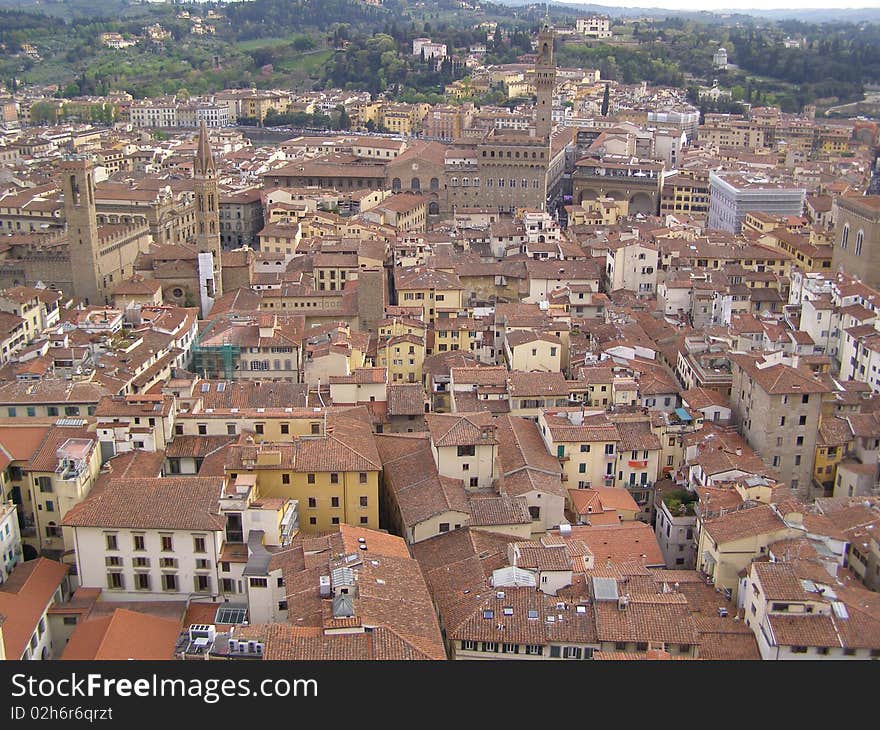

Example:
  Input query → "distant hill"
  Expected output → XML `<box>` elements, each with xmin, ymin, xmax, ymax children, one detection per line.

<box><xmin>496</xmin><ymin>1</ymin><xmax>880</xmax><ymax>24</ymax></box>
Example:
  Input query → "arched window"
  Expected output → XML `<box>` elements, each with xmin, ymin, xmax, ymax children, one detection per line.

<box><xmin>430</xmin><ymin>177</ymin><xmax>439</xmax><ymax>190</ymax></box>
<box><xmin>856</xmin><ymin>229</ymin><xmax>864</xmax><ymax>256</ymax></box>
<box><xmin>429</xmin><ymin>201</ymin><xmax>440</xmax><ymax>215</ymax></box>
<box><xmin>841</xmin><ymin>223</ymin><xmax>850</xmax><ymax>249</ymax></box>
<box><xmin>411</xmin><ymin>177</ymin><xmax>420</xmax><ymax>191</ymax></box>
<box><xmin>392</xmin><ymin>178</ymin><xmax>401</xmax><ymax>192</ymax></box>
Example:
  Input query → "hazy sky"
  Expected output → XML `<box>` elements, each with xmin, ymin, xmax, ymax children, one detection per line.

<box><xmin>588</xmin><ymin>1</ymin><xmax>880</xmax><ymax>8</ymax></box>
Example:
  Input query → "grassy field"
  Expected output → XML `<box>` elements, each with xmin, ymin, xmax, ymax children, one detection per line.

<box><xmin>235</xmin><ymin>37</ymin><xmax>297</xmax><ymax>52</ymax></box>
<box><xmin>275</xmin><ymin>49</ymin><xmax>333</xmax><ymax>75</ymax></box>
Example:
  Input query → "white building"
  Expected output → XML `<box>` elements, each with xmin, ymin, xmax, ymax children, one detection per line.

<box><xmin>708</xmin><ymin>171</ymin><xmax>806</xmax><ymax>234</ymax></box>
<box><xmin>412</xmin><ymin>38</ymin><xmax>447</xmax><ymax>59</ymax></box>
<box><xmin>63</xmin><ymin>476</ymin><xmax>226</xmax><ymax>601</ymax></box>
<box><xmin>129</xmin><ymin>101</ymin><xmax>178</xmax><ymax>129</ymax></box>
<box><xmin>713</xmin><ymin>47</ymin><xmax>728</xmax><ymax>70</ymax></box>
<box><xmin>0</xmin><ymin>500</ymin><xmax>22</xmax><ymax>583</ymax></box>
<box><xmin>654</xmin><ymin>495</ymin><xmax>696</xmax><ymax>569</ymax></box>
<box><xmin>576</xmin><ymin>16</ymin><xmax>611</xmax><ymax>39</ymax></box>
<box><xmin>605</xmin><ymin>240</ymin><xmax>659</xmax><ymax>295</ymax></box>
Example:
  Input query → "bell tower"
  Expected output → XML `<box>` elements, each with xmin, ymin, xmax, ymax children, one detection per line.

<box><xmin>534</xmin><ymin>19</ymin><xmax>556</xmax><ymax>142</ymax></box>
<box><xmin>62</xmin><ymin>156</ymin><xmax>102</xmax><ymax>305</ymax></box>
<box><xmin>193</xmin><ymin>119</ymin><xmax>222</xmax><ymax>298</ymax></box>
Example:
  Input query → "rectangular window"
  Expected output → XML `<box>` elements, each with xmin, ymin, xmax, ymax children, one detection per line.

<box><xmin>457</xmin><ymin>445</ymin><xmax>476</xmax><ymax>457</ymax></box>
<box><xmin>282</xmin><ymin>473</ymin><xmax>290</xmax><ymax>485</ymax></box>
<box><xmin>161</xmin><ymin>574</ymin><xmax>178</xmax><ymax>592</ymax></box>
<box><xmin>249</xmin><ymin>578</ymin><xmax>268</xmax><ymax>588</ymax></box>
<box><xmin>194</xmin><ymin>575</ymin><xmax>210</xmax><ymax>593</ymax></box>
<box><xmin>105</xmin><ymin>534</ymin><xmax>118</xmax><ymax>551</ymax></box>
<box><xmin>135</xmin><ymin>573</ymin><xmax>150</xmax><ymax>591</ymax></box>
<box><xmin>161</xmin><ymin>535</ymin><xmax>173</xmax><ymax>552</ymax></box>
<box><xmin>330</xmin><ymin>473</ymin><xmax>339</xmax><ymax>484</ymax></box>
<box><xmin>331</xmin><ymin>497</ymin><xmax>340</xmax><ymax>508</ymax></box>
<box><xmin>359</xmin><ymin>496</ymin><xmax>368</xmax><ymax>508</ymax></box>
<box><xmin>359</xmin><ymin>472</ymin><xmax>368</xmax><ymax>484</ymax></box>
<box><xmin>107</xmin><ymin>572</ymin><xmax>124</xmax><ymax>590</ymax></box>
<box><xmin>308</xmin><ymin>497</ymin><xmax>316</xmax><ymax>508</ymax></box>
<box><xmin>133</xmin><ymin>534</ymin><xmax>146</xmax><ymax>551</ymax></box>
<box><xmin>193</xmin><ymin>536</ymin><xmax>206</xmax><ymax>553</ymax></box>
<box><xmin>307</xmin><ymin>473</ymin><xmax>315</xmax><ymax>484</ymax></box>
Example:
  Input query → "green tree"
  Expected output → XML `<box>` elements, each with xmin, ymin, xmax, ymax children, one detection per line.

<box><xmin>338</xmin><ymin>105</ymin><xmax>350</xmax><ymax>130</ymax></box>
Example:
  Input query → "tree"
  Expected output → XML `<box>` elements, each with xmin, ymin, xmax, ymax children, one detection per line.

<box><xmin>601</xmin><ymin>83</ymin><xmax>610</xmax><ymax>116</ymax></box>
<box><xmin>338</xmin><ymin>105</ymin><xmax>351</xmax><ymax>130</ymax></box>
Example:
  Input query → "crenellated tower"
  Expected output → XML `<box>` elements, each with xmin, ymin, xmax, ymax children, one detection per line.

<box><xmin>534</xmin><ymin>19</ymin><xmax>556</xmax><ymax>142</ymax></box>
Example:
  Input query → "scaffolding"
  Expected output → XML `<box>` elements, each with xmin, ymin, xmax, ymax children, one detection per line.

<box><xmin>190</xmin><ymin>318</ymin><xmax>241</xmax><ymax>380</ymax></box>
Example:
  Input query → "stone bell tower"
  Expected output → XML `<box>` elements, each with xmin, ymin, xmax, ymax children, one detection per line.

<box><xmin>534</xmin><ymin>19</ymin><xmax>556</xmax><ymax>142</ymax></box>
<box><xmin>193</xmin><ymin>119</ymin><xmax>222</xmax><ymax>301</ymax></box>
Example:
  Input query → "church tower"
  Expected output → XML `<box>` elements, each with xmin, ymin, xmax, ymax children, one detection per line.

<box><xmin>534</xmin><ymin>19</ymin><xmax>556</xmax><ymax>142</ymax></box>
<box><xmin>62</xmin><ymin>156</ymin><xmax>102</xmax><ymax>305</ymax></box>
<box><xmin>193</xmin><ymin>119</ymin><xmax>222</xmax><ymax>299</ymax></box>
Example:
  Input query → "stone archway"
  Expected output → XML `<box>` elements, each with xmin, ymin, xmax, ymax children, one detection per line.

<box><xmin>578</xmin><ymin>188</ymin><xmax>600</xmax><ymax>204</ymax></box>
<box><xmin>629</xmin><ymin>192</ymin><xmax>655</xmax><ymax>215</ymax></box>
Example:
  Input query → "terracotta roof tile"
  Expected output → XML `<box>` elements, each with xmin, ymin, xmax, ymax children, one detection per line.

<box><xmin>62</xmin><ymin>477</ymin><xmax>225</xmax><ymax>531</ymax></box>
<box><xmin>0</xmin><ymin>558</ymin><xmax>68</xmax><ymax>658</ymax></box>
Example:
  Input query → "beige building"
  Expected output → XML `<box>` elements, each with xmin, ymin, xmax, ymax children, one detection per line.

<box><xmin>427</xmin><ymin>412</ymin><xmax>498</xmax><ymax>491</ymax></box>
<box><xmin>741</xmin><ymin>560</ymin><xmax>880</xmax><ymax>659</ymax></box>
<box><xmin>729</xmin><ymin>352</ymin><xmax>830</xmax><ymax>498</ymax></box>
<box><xmin>539</xmin><ymin>408</ymin><xmax>620</xmax><ymax>490</ymax></box>
<box><xmin>375</xmin><ymin>432</ymin><xmax>470</xmax><ymax>544</ymax></box>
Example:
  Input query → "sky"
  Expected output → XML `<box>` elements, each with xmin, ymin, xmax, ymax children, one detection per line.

<box><xmin>580</xmin><ymin>0</ymin><xmax>880</xmax><ymax>8</ymax></box>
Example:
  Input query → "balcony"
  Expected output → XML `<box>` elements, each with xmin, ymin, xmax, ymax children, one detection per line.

<box><xmin>628</xmin><ymin>460</ymin><xmax>648</xmax><ymax>469</ymax></box>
